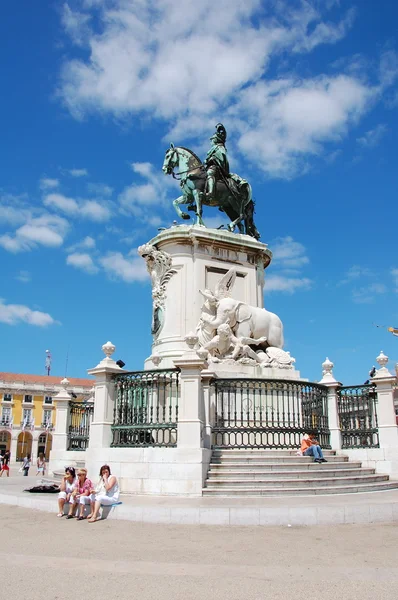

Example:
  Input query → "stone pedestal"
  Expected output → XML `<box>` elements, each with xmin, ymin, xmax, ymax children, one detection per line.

<box><xmin>142</xmin><ymin>225</ymin><xmax>272</xmax><ymax>369</ymax></box>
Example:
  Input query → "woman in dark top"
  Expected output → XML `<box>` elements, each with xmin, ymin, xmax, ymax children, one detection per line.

<box><xmin>0</xmin><ymin>450</ymin><xmax>11</xmax><ymax>477</ymax></box>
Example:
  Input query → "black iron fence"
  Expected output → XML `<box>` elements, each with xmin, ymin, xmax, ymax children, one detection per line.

<box><xmin>67</xmin><ymin>402</ymin><xmax>94</xmax><ymax>451</ymax></box>
<box><xmin>211</xmin><ymin>379</ymin><xmax>330</xmax><ymax>449</ymax></box>
<box><xmin>111</xmin><ymin>369</ymin><xmax>180</xmax><ymax>447</ymax></box>
<box><xmin>337</xmin><ymin>384</ymin><xmax>379</xmax><ymax>448</ymax></box>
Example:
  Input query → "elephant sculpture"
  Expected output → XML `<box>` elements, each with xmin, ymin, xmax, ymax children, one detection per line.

<box><xmin>200</xmin><ymin>297</ymin><xmax>284</xmax><ymax>350</ymax></box>
<box><xmin>197</xmin><ymin>269</ymin><xmax>284</xmax><ymax>350</ymax></box>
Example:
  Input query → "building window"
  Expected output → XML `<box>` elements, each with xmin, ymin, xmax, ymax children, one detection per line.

<box><xmin>1</xmin><ymin>407</ymin><xmax>11</xmax><ymax>425</ymax></box>
<box><xmin>24</xmin><ymin>395</ymin><xmax>33</xmax><ymax>403</ymax></box>
<box><xmin>43</xmin><ymin>410</ymin><xmax>52</xmax><ymax>427</ymax></box>
<box><xmin>3</xmin><ymin>393</ymin><xmax>12</xmax><ymax>402</ymax></box>
<box><xmin>22</xmin><ymin>408</ymin><xmax>32</xmax><ymax>425</ymax></box>
<box><xmin>44</xmin><ymin>396</ymin><xmax>52</xmax><ymax>404</ymax></box>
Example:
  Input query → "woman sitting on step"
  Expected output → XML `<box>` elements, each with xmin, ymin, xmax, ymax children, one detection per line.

<box><xmin>57</xmin><ymin>467</ymin><xmax>77</xmax><ymax>517</ymax></box>
<box><xmin>300</xmin><ymin>431</ymin><xmax>328</xmax><ymax>464</ymax></box>
<box><xmin>88</xmin><ymin>464</ymin><xmax>119</xmax><ymax>523</ymax></box>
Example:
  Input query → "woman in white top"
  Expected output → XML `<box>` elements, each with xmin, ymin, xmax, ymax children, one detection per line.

<box><xmin>88</xmin><ymin>464</ymin><xmax>119</xmax><ymax>523</ymax></box>
<box><xmin>57</xmin><ymin>467</ymin><xmax>77</xmax><ymax>517</ymax></box>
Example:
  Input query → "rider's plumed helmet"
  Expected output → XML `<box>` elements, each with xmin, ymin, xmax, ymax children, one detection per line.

<box><xmin>210</xmin><ymin>123</ymin><xmax>227</xmax><ymax>145</ymax></box>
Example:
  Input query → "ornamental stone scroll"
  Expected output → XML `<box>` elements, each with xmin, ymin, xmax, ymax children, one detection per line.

<box><xmin>138</xmin><ymin>243</ymin><xmax>178</xmax><ymax>337</ymax></box>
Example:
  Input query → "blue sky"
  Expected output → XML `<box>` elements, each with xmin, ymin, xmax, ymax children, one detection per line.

<box><xmin>0</xmin><ymin>0</ymin><xmax>397</xmax><ymax>384</ymax></box>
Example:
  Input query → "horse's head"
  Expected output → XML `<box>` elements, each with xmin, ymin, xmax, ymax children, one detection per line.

<box><xmin>162</xmin><ymin>143</ymin><xmax>178</xmax><ymax>175</ymax></box>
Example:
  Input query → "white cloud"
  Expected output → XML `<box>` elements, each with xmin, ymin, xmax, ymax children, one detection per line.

<box><xmin>0</xmin><ymin>214</ymin><xmax>69</xmax><ymax>253</ymax></box>
<box><xmin>44</xmin><ymin>193</ymin><xmax>78</xmax><ymax>214</ymax></box>
<box><xmin>119</xmin><ymin>161</ymin><xmax>178</xmax><ymax>223</ymax></box>
<box><xmin>69</xmin><ymin>168</ymin><xmax>88</xmax><ymax>177</ymax></box>
<box><xmin>357</xmin><ymin>124</ymin><xmax>388</xmax><ymax>148</ymax></box>
<box><xmin>87</xmin><ymin>182</ymin><xmax>113</xmax><ymax>197</ymax></box>
<box><xmin>391</xmin><ymin>268</ymin><xmax>398</xmax><ymax>292</ymax></box>
<box><xmin>265</xmin><ymin>275</ymin><xmax>312</xmax><ymax>294</ymax></box>
<box><xmin>66</xmin><ymin>252</ymin><xmax>99</xmax><ymax>274</ymax></box>
<box><xmin>338</xmin><ymin>265</ymin><xmax>373</xmax><ymax>285</ymax></box>
<box><xmin>39</xmin><ymin>178</ymin><xmax>59</xmax><ymax>190</ymax></box>
<box><xmin>0</xmin><ymin>298</ymin><xmax>58</xmax><ymax>326</ymax></box>
<box><xmin>99</xmin><ymin>251</ymin><xmax>148</xmax><ymax>283</ymax></box>
<box><xmin>44</xmin><ymin>193</ymin><xmax>111</xmax><ymax>222</ymax></box>
<box><xmin>68</xmin><ymin>235</ymin><xmax>96</xmax><ymax>252</ymax></box>
<box><xmin>15</xmin><ymin>271</ymin><xmax>31</xmax><ymax>283</ymax></box>
<box><xmin>270</xmin><ymin>236</ymin><xmax>309</xmax><ymax>269</ymax></box>
<box><xmin>58</xmin><ymin>1</ymin><xmax>398</xmax><ymax>178</ymax></box>
<box><xmin>0</xmin><ymin>194</ymin><xmax>30</xmax><ymax>226</ymax></box>
<box><xmin>352</xmin><ymin>283</ymin><xmax>387</xmax><ymax>304</ymax></box>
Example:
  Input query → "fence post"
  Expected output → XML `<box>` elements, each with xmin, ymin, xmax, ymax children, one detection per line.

<box><xmin>372</xmin><ymin>351</ymin><xmax>398</xmax><ymax>450</ymax></box>
<box><xmin>87</xmin><ymin>341</ymin><xmax>125</xmax><ymax>449</ymax></box>
<box><xmin>173</xmin><ymin>334</ymin><xmax>207</xmax><ymax>449</ymax></box>
<box><xmin>320</xmin><ymin>358</ymin><xmax>342</xmax><ymax>450</ymax></box>
<box><xmin>201</xmin><ymin>369</ymin><xmax>217</xmax><ymax>450</ymax></box>
<box><xmin>51</xmin><ymin>378</ymin><xmax>72</xmax><ymax>454</ymax></box>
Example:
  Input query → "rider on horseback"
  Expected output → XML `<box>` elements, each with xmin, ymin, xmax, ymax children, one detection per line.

<box><xmin>205</xmin><ymin>123</ymin><xmax>229</xmax><ymax>203</ymax></box>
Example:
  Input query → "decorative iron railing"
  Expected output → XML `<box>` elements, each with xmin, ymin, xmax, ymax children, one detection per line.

<box><xmin>337</xmin><ymin>384</ymin><xmax>379</xmax><ymax>448</ymax></box>
<box><xmin>111</xmin><ymin>369</ymin><xmax>180</xmax><ymax>447</ymax></box>
<box><xmin>67</xmin><ymin>402</ymin><xmax>94</xmax><ymax>451</ymax></box>
<box><xmin>211</xmin><ymin>378</ymin><xmax>330</xmax><ymax>449</ymax></box>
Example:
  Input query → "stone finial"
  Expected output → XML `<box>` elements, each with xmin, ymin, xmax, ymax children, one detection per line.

<box><xmin>60</xmin><ymin>377</ymin><xmax>70</xmax><ymax>387</ymax></box>
<box><xmin>151</xmin><ymin>353</ymin><xmax>162</xmax><ymax>367</ymax></box>
<box><xmin>319</xmin><ymin>357</ymin><xmax>337</xmax><ymax>383</ymax></box>
<box><xmin>374</xmin><ymin>350</ymin><xmax>392</xmax><ymax>378</ymax></box>
<box><xmin>102</xmin><ymin>341</ymin><xmax>116</xmax><ymax>358</ymax></box>
<box><xmin>184</xmin><ymin>332</ymin><xmax>199</xmax><ymax>349</ymax></box>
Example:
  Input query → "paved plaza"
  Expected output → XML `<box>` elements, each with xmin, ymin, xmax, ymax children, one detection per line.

<box><xmin>1</xmin><ymin>502</ymin><xmax>398</xmax><ymax>600</ymax></box>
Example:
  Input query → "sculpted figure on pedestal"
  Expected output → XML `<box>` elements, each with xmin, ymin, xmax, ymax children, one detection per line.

<box><xmin>195</xmin><ymin>269</ymin><xmax>294</xmax><ymax>369</ymax></box>
<box><xmin>197</xmin><ymin>269</ymin><xmax>284</xmax><ymax>350</ymax></box>
<box><xmin>162</xmin><ymin>123</ymin><xmax>260</xmax><ymax>239</ymax></box>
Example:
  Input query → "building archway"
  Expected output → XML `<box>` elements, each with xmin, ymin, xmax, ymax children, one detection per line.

<box><xmin>16</xmin><ymin>431</ymin><xmax>32</xmax><ymax>461</ymax></box>
<box><xmin>38</xmin><ymin>433</ymin><xmax>52</xmax><ymax>461</ymax></box>
<box><xmin>0</xmin><ymin>430</ymin><xmax>11</xmax><ymax>455</ymax></box>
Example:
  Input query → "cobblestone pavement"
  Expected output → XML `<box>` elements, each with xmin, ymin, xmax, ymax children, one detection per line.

<box><xmin>1</xmin><ymin>504</ymin><xmax>398</xmax><ymax>600</ymax></box>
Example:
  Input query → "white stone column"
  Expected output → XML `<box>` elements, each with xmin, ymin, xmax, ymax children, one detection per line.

<box><xmin>174</xmin><ymin>334</ymin><xmax>207</xmax><ymax>449</ymax></box>
<box><xmin>10</xmin><ymin>433</ymin><xmax>18</xmax><ymax>462</ymax></box>
<box><xmin>87</xmin><ymin>341</ymin><xmax>125</xmax><ymax>449</ymax></box>
<box><xmin>31</xmin><ymin>436</ymin><xmax>39</xmax><ymax>459</ymax></box>
<box><xmin>372</xmin><ymin>351</ymin><xmax>398</xmax><ymax>449</ymax></box>
<box><xmin>200</xmin><ymin>367</ymin><xmax>217</xmax><ymax>450</ymax></box>
<box><xmin>51</xmin><ymin>378</ymin><xmax>72</xmax><ymax>454</ymax></box>
<box><xmin>319</xmin><ymin>358</ymin><xmax>342</xmax><ymax>450</ymax></box>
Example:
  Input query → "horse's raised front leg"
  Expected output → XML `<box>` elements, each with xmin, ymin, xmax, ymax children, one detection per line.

<box><xmin>173</xmin><ymin>195</ymin><xmax>190</xmax><ymax>220</ymax></box>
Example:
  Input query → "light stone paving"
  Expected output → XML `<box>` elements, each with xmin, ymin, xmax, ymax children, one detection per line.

<box><xmin>2</xmin><ymin>474</ymin><xmax>398</xmax><ymax>526</ymax></box>
<box><xmin>1</xmin><ymin>502</ymin><xmax>398</xmax><ymax>600</ymax></box>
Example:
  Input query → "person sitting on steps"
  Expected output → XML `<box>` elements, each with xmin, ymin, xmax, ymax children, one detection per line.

<box><xmin>300</xmin><ymin>431</ymin><xmax>327</xmax><ymax>463</ymax></box>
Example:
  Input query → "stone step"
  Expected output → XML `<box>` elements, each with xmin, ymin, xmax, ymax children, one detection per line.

<box><xmin>207</xmin><ymin>468</ymin><xmax>376</xmax><ymax>480</ymax></box>
<box><xmin>212</xmin><ymin>449</ymin><xmax>337</xmax><ymax>456</ymax></box>
<box><xmin>205</xmin><ymin>474</ymin><xmax>389</xmax><ymax>489</ymax></box>
<box><xmin>202</xmin><ymin>481</ymin><xmax>398</xmax><ymax>496</ymax></box>
<box><xmin>210</xmin><ymin>456</ymin><xmax>347</xmax><ymax>464</ymax></box>
<box><xmin>209</xmin><ymin>460</ymin><xmax>359</xmax><ymax>471</ymax></box>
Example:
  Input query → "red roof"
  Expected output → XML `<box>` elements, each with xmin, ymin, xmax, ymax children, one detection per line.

<box><xmin>0</xmin><ymin>372</ymin><xmax>94</xmax><ymax>388</ymax></box>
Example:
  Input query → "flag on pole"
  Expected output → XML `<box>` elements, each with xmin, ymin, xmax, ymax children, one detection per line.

<box><xmin>388</xmin><ymin>327</ymin><xmax>398</xmax><ymax>337</ymax></box>
<box><xmin>30</xmin><ymin>418</ymin><xmax>35</xmax><ymax>431</ymax></box>
<box><xmin>8</xmin><ymin>417</ymin><xmax>13</xmax><ymax>431</ymax></box>
<box><xmin>21</xmin><ymin>417</ymin><xmax>27</xmax><ymax>431</ymax></box>
<box><xmin>46</xmin><ymin>420</ymin><xmax>51</xmax><ymax>431</ymax></box>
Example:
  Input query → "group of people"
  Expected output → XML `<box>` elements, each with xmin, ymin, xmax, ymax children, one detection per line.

<box><xmin>0</xmin><ymin>451</ymin><xmax>47</xmax><ymax>477</ymax></box>
<box><xmin>57</xmin><ymin>464</ymin><xmax>119</xmax><ymax>523</ymax></box>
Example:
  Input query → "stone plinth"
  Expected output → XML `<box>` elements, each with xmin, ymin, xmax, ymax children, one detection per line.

<box><xmin>143</xmin><ymin>225</ymin><xmax>272</xmax><ymax>369</ymax></box>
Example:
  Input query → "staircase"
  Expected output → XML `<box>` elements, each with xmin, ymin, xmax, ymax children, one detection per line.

<box><xmin>203</xmin><ymin>449</ymin><xmax>398</xmax><ymax>496</ymax></box>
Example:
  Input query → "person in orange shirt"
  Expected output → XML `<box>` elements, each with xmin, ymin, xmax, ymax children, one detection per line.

<box><xmin>300</xmin><ymin>431</ymin><xmax>327</xmax><ymax>463</ymax></box>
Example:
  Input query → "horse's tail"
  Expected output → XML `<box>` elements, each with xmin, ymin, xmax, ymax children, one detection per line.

<box><xmin>244</xmin><ymin>196</ymin><xmax>261</xmax><ymax>240</ymax></box>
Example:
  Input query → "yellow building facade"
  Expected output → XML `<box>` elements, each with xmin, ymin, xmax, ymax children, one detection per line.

<box><xmin>0</xmin><ymin>372</ymin><xmax>94</xmax><ymax>462</ymax></box>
